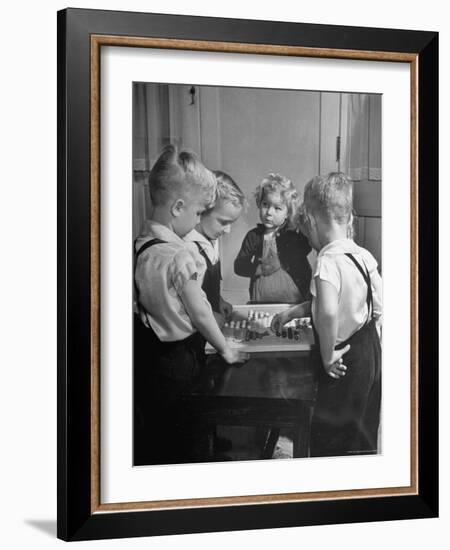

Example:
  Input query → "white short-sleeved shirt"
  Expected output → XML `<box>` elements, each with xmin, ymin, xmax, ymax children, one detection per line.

<box><xmin>134</xmin><ymin>220</ymin><xmax>210</xmax><ymax>342</ymax></box>
<box><xmin>310</xmin><ymin>239</ymin><xmax>382</xmax><ymax>344</ymax></box>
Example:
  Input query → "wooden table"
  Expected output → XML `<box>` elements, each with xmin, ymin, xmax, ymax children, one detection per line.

<box><xmin>184</xmin><ymin>304</ymin><xmax>318</xmax><ymax>459</ymax></box>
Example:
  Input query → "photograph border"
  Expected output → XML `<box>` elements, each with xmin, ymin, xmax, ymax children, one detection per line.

<box><xmin>57</xmin><ymin>8</ymin><xmax>438</xmax><ymax>541</ymax></box>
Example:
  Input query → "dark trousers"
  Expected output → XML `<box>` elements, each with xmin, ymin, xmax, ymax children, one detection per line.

<box><xmin>310</xmin><ymin>319</ymin><xmax>382</xmax><ymax>457</ymax></box>
<box><xmin>133</xmin><ymin>315</ymin><xmax>207</xmax><ymax>465</ymax></box>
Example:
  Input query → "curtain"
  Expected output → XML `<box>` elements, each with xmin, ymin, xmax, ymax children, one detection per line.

<box><xmin>343</xmin><ymin>94</ymin><xmax>382</xmax><ymax>182</ymax></box>
<box><xmin>345</xmin><ymin>94</ymin><xmax>370</xmax><ymax>181</ymax></box>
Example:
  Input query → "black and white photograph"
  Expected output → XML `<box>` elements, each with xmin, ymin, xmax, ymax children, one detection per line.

<box><xmin>132</xmin><ymin>82</ymin><xmax>383</xmax><ymax>466</ymax></box>
<box><xmin>56</xmin><ymin>9</ymin><xmax>437</xmax><ymax>536</ymax></box>
<box><xmin>1</xmin><ymin>0</ymin><xmax>443</xmax><ymax>547</ymax></box>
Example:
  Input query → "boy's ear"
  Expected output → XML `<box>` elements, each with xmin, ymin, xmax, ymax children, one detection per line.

<box><xmin>171</xmin><ymin>198</ymin><xmax>185</xmax><ymax>217</ymax></box>
<box><xmin>308</xmin><ymin>213</ymin><xmax>317</xmax><ymax>229</ymax></box>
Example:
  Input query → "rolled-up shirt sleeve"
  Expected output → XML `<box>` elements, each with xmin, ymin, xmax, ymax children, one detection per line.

<box><xmin>169</xmin><ymin>250</ymin><xmax>199</xmax><ymax>295</ymax></box>
<box><xmin>311</xmin><ymin>255</ymin><xmax>341</xmax><ymax>296</ymax></box>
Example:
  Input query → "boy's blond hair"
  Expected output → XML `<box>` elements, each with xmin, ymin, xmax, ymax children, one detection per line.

<box><xmin>149</xmin><ymin>145</ymin><xmax>216</xmax><ymax>207</ymax></box>
<box><xmin>210</xmin><ymin>170</ymin><xmax>245</xmax><ymax>209</ymax></box>
<box><xmin>254</xmin><ymin>173</ymin><xmax>299</xmax><ymax>228</ymax></box>
<box><xmin>301</xmin><ymin>172</ymin><xmax>353</xmax><ymax>226</ymax></box>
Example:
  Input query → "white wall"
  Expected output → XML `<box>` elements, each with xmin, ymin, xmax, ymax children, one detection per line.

<box><xmin>205</xmin><ymin>86</ymin><xmax>321</xmax><ymax>301</ymax></box>
<box><xmin>0</xmin><ymin>1</ymin><xmax>447</xmax><ymax>550</ymax></box>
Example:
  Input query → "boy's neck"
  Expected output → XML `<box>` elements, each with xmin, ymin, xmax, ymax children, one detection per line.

<box><xmin>195</xmin><ymin>224</ymin><xmax>215</xmax><ymax>242</ymax></box>
<box><xmin>150</xmin><ymin>207</ymin><xmax>176</xmax><ymax>233</ymax></box>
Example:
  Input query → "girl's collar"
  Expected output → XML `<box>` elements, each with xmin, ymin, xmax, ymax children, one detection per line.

<box><xmin>256</xmin><ymin>220</ymin><xmax>289</xmax><ymax>236</ymax></box>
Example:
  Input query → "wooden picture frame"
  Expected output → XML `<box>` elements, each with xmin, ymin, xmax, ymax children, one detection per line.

<box><xmin>57</xmin><ymin>7</ymin><xmax>438</xmax><ymax>541</ymax></box>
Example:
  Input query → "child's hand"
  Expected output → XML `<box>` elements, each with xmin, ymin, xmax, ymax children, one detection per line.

<box><xmin>376</xmin><ymin>319</ymin><xmax>382</xmax><ymax>342</ymax></box>
<box><xmin>254</xmin><ymin>262</ymin><xmax>263</xmax><ymax>277</ymax></box>
<box><xmin>323</xmin><ymin>345</ymin><xmax>350</xmax><ymax>379</ymax></box>
<box><xmin>219</xmin><ymin>298</ymin><xmax>233</xmax><ymax>321</ymax></box>
<box><xmin>220</xmin><ymin>347</ymin><xmax>249</xmax><ymax>365</ymax></box>
<box><xmin>260</xmin><ymin>249</ymin><xmax>281</xmax><ymax>276</ymax></box>
<box><xmin>271</xmin><ymin>311</ymin><xmax>290</xmax><ymax>333</ymax></box>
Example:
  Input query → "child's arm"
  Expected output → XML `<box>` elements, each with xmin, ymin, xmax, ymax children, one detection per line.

<box><xmin>314</xmin><ymin>278</ymin><xmax>350</xmax><ymax>379</ymax></box>
<box><xmin>219</xmin><ymin>295</ymin><xmax>233</xmax><ymax>321</ymax></box>
<box><xmin>180</xmin><ymin>279</ymin><xmax>247</xmax><ymax>365</ymax></box>
<box><xmin>370</xmin><ymin>268</ymin><xmax>382</xmax><ymax>322</ymax></box>
<box><xmin>234</xmin><ymin>231</ymin><xmax>261</xmax><ymax>278</ymax></box>
<box><xmin>370</xmin><ymin>268</ymin><xmax>382</xmax><ymax>340</ymax></box>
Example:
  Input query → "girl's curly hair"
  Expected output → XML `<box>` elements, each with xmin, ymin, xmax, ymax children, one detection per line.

<box><xmin>254</xmin><ymin>173</ymin><xmax>300</xmax><ymax>229</ymax></box>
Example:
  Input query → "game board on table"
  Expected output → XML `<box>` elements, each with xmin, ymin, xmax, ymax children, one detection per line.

<box><xmin>206</xmin><ymin>303</ymin><xmax>315</xmax><ymax>354</ymax></box>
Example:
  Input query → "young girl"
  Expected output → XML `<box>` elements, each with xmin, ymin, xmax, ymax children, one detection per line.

<box><xmin>184</xmin><ymin>170</ymin><xmax>245</xmax><ymax>322</ymax></box>
<box><xmin>234</xmin><ymin>173</ymin><xmax>311</xmax><ymax>458</ymax></box>
<box><xmin>133</xmin><ymin>145</ymin><xmax>247</xmax><ymax>465</ymax></box>
<box><xmin>272</xmin><ymin>172</ymin><xmax>382</xmax><ymax>457</ymax></box>
<box><xmin>234</xmin><ymin>173</ymin><xmax>311</xmax><ymax>303</ymax></box>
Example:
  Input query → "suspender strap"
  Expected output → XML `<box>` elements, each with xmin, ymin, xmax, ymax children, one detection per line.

<box><xmin>345</xmin><ymin>253</ymin><xmax>373</xmax><ymax>322</ymax></box>
<box><xmin>194</xmin><ymin>241</ymin><xmax>212</xmax><ymax>269</ymax></box>
<box><xmin>194</xmin><ymin>241</ymin><xmax>222</xmax><ymax>279</ymax></box>
<box><xmin>135</xmin><ymin>237</ymin><xmax>167</xmax><ymax>258</ymax></box>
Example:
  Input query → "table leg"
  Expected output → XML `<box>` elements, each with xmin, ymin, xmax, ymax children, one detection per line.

<box><xmin>261</xmin><ymin>427</ymin><xmax>280</xmax><ymax>459</ymax></box>
<box><xmin>293</xmin><ymin>405</ymin><xmax>313</xmax><ymax>458</ymax></box>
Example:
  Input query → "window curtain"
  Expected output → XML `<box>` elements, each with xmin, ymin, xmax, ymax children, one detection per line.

<box><xmin>132</xmin><ymin>83</ymin><xmax>170</xmax><ymax>239</ymax></box>
<box><xmin>343</xmin><ymin>94</ymin><xmax>382</xmax><ymax>271</ymax></box>
<box><xmin>343</xmin><ymin>94</ymin><xmax>382</xmax><ymax>182</ymax></box>
<box><xmin>345</xmin><ymin>94</ymin><xmax>370</xmax><ymax>181</ymax></box>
